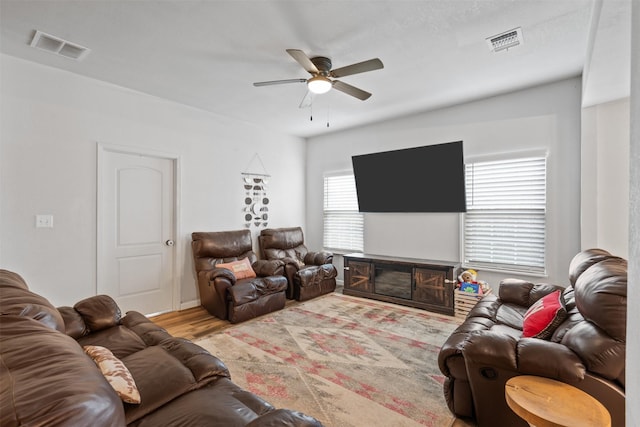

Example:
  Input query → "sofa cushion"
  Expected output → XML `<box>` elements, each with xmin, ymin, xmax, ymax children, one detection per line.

<box><xmin>522</xmin><ymin>290</ymin><xmax>567</xmax><ymax>339</ymax></box>
<box><xmin>58</xmin><ymin>305</ymin><xmax>90</xmax><ymax>338</ymax></box>
<box><xmin>120</xmin><ymin>341</ymin><xmax>230</xmax><ymax>424</ymax></box>
<box><xmin>0</xmin><ymin>315</ymin><xmax>126</xmax><ymax>426</ymax></box>
<box><xmin>84</xmin><ymin>345</ymin><xmax>141</xmax><ymax>404</ymax></box>
<box><xmin>74</xmin><ymin>295</ymin><xmax>122</xmax><ymax>332</ymax></box>
<box><xmin>568</xmin><ymin>248</ymin><xmax>614</xmax><ymax>286</ymax></box>
<box><xmin>78</xmin><ymin>325</ymin><xmax>148</xmax><ymax>359</ymax></box>
<box><xmin>0</xmin><ymin>269</ymin><xmax>65</xmax><ymax>333</ymax></box>
<box><xmin>260</xmin><ymin>227</ymin><xmax>305</xmax><ymax>250</ymax></box>
<box><xmin>574</xmin><ymin>257</ymin><xmax>627</xmax><ymax>341</ymax></box>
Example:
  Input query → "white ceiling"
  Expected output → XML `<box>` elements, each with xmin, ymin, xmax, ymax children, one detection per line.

<box><xmin>0</xmin><ymin>0</ymin><xmax>631</xmax><ymax>138</ymax></box>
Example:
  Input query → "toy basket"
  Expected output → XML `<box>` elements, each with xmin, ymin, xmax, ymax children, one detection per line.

<box><xmin>454</xmin><ymin>287</ymin><xmax>492</xmax><ymax>320</ymax></box>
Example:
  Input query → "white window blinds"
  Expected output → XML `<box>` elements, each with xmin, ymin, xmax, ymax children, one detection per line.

<box><xmin>323</xmin><ymin>173</ymin><xmax>363</xmax><ymax>252</ymax></box>
<box><xmin>463</xmin><ymin>156</ymin><xmax>547</xmax><ymax>275</ymax></box>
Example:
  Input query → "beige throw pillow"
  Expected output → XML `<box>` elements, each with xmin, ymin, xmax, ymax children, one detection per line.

<box><xmin>84</xmin><ymin>345</ymin><xmax>141</xmax><ymax>404</ymax></box>
<box><xmin>217</xmin><ymin>257</ymin><xmax>257</xmax><ymax>280</ymax></box>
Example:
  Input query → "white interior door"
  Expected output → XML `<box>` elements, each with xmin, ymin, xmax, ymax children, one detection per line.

<box><xmin>98</xmin><ymin>147</ymin><xmax>175</xmax><ymax>316</ymax></box>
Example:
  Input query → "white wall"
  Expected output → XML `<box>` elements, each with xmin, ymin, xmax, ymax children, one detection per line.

<box><xmin>0</xmin><ymin>54</ymin><xmax>306</xmax><ymax>307</ymax></box>
<box><xmin>581</xmin><ymin>98</ymin><xmax>630</xmax><ymax>258</ymax></box>
<box><xmin>627</xmin><ymin>1</ymin><xmax>639</xmax><ymax>425</ymax></box>
<box><xmin>306</xmin><ymin>78</ymin><xmax>582</xmax><ymax>288</ymax></box>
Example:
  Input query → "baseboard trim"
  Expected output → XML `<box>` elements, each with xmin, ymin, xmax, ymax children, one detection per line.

<box><xmin>180</xmin><ymin>299</ymin><xmax>200</xmax><ymax>310</ymax></box>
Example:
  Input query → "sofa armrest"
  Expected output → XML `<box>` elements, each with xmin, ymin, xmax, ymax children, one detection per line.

<box><xmin>517</xmin><ymin>338</ymin><xmax>586</xmax><ymax>381</ymax></box>
<box><xmin>304</xmin><ymin>251</ymin><xmax>333</xmax><ymax>266</ymax></box>
<box><xmin>199</xmin><ymin>267</ymin><xmax>236</xmax><ymax>285</ymax></box>
<box><xmin>245</xmin><ymin>409</ymin><xmax>324</xmax><ymax>427</ymax></box>
<box><xmin>499</xmin><ymin>279</ymin><xmax>564</xmax><ymax>307</ymax></box>
<box><xmin>462</xmin><ymin>331</ymin><xmax>585</xmax><ymax>382</ymax></box>
<box><xmin>252</xmin><ymin>259</ymin><xmax>285</xmax><ymax>277</ymax></box>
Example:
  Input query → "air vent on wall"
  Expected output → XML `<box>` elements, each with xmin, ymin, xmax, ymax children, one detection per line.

<box><xmin>486</xmin><ymin>27</ymin><xmax>523</xmax><ymax>52</ymax></box>
<box><xmin>30</xmin><ymin>30</ymin><xmax>91</xmax><ymax>61</ymax></box>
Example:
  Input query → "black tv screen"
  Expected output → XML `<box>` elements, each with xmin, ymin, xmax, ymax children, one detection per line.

<box><xmin>351</xmin><ymin>141</ymin><xmax>466</xmax><ymax>213</ymax></box>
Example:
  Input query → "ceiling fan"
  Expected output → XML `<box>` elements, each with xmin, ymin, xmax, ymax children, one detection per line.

<box><xmin>253</xmin><ymin>49</ymin><xmax>384</xmax><ymax>101</ymax></box>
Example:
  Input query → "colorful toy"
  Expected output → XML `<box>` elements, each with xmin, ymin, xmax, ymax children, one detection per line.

<box><xmin>457</xmin><ymin>269</ymin><xmax>490</xmax><ymax>294</ymax></box>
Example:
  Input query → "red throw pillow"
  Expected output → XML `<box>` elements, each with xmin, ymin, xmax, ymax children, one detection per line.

<box><xmin>522</xmin><ymin>290</ymin><xmax>567</xmax><ymax>339</ymax></box>
<box><xmin>216</xmin><ymin>258</ymin><xmax>256</xmax><ymax>280</ymax></box>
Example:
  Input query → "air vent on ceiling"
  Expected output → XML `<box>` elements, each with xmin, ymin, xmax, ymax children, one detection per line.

<box><xmin>30</xmin><ymin>30</ymin><xmax>91</xmax><ymax>61</ymax></box>
<box><xmin>486</xmin><ymin>27</ymin><xmax>523</xmax><ymax>52</ymax></box>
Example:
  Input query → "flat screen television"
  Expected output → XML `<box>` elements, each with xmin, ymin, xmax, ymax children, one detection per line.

<box><xmin>351</xmin><ymin>141</ymin><xmax>466</xmax><ymax>213</ymax></box>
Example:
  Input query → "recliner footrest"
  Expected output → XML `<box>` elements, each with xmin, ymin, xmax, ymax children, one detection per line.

<box><xmin>295</xmin><ymin>264</ymin><xmax>337</xmax><ymax>288</ymax></box>
<box><xmin>228</xmin><ymin>277</ymin><xmax>287</xmax><ymax>306</ymax></box>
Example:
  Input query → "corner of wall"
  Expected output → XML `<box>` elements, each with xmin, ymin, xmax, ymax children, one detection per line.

<box><xmin>580</xmin><ymin>105</ymin><xmax>598</xmax><ymax>249</ymax></box>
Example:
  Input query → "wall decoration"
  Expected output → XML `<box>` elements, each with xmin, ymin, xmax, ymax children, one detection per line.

<box><xmin>242</xmin><ymin>154</ymin><xmax>270</xmax><ymax>228</ymax></box>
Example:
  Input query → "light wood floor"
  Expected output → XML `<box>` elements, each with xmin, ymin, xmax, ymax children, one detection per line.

<box><xmin>150</xmin><ymin>296</ymin><xmax>477</xmax><ymax>427</ymax></box>
<box><xmin>150</xmin><ymin>298</ymin><xmax>304</xmax><ymax>341</ymax></box>
<box><xmin>151</xmin><ymin>305</ymin><xmax>229</xmax><ymax>340</ymax></box>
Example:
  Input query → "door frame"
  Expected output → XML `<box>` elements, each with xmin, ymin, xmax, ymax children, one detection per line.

<box><xmin>96</xmin><ymin>142</ymin><xmax>182</xmax><ymax>314</ymax></box>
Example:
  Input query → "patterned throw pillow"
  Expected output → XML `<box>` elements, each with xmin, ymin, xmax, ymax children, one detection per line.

<box><xmin>84</xmin><ymin>345</ymin><xmax>141</xmax><ymax>404</ymax></box>
<box><xmin>522</xmin><ymin>290</ymin><xmax>567</xmax><ymax>339</ymax></box>
<box><xmin>217</xmin><ymin>258</ymin><xmax>257</xmax><ymax>280</ymax></box>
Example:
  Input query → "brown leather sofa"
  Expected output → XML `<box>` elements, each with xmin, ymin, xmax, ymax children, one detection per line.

<box><xmin>192</xmin><ymin>229</ymin><xmax>288</xmax><ymax>323</ymax></box>
<box><xmin>259</xmin><ymin>227</ymin><xmax>337</xmax><ymax>301</ymax></box>
<box><xmin>0</xmin><ymin>269</ymin><xmax>323</xmax><ymax>427</ymax></box>
<box><xmin>438</xmin><ymin>249</ymin><xmax>626</xmax><ymax>427</ymax></box>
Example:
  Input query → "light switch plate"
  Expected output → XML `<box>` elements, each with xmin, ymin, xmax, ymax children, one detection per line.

<box><xmin>35</xmin><ymin>214</ymin><xmax>54</xmax><ymax>228</ymax></box>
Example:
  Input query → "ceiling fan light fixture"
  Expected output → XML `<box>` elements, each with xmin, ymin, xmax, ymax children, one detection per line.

<box><xmin>307</xmin><ymin>76</ymin><xmax>332</xmax><ymax>94</ymax></box>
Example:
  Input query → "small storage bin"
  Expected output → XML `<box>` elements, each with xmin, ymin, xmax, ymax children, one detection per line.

<box><xmin>454</xmin><ymin>288</ymin><xmax>492</xmax><ymax>320</ymax></box>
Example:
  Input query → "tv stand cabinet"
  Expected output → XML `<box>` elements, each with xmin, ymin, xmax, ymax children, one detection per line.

<box><xmin>343</xmin><ymin>253</ymin><xmax>460</xmax><ymax>316</ymax></box>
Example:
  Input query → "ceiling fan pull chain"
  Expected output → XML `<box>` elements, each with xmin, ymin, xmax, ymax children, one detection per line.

<box><xmin>326</xmin><ymin>100</ymin><xmax>330</xmax><ymax>127</ymax></box>
<box><xmin>310</xmin><ymin>102</ymin><xmax>313</xmax><ymax>121</ymax></box>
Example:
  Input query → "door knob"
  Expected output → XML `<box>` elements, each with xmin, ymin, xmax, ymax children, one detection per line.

<box><xmin>165</xmin><ymin>239</ymin><xmax>174</xmax><ymax>247</ymax></box>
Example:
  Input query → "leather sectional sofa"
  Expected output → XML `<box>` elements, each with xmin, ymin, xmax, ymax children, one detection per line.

<box><xmin>438</xmin><ymin>249</ymin><xmax>627</xmax><ymax>427</ymax></box>
<box><xmin>0</xmin><ymin>269</ymin><xmax>322</xmax><ymax>426</ymax></box>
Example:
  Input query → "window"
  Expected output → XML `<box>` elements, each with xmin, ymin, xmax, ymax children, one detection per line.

<box><xmin>323</xmin><ymin>172</ymin><xmax>363</xmax><ymax>252</ymax></box>
<box><xmin>463</xmin><ymin>156</ymin><xmax>547</xmax><ymax>275</ymax></box>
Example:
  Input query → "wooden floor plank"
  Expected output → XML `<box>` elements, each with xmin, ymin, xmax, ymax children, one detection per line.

<box><xmin>150</xmin><ymin>299</ymin><xmax>301</xmax><ymax>341</ymax></box>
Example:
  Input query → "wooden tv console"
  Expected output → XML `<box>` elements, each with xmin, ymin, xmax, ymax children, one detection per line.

<box><xmin>343</xmin><ymin>253</ymin><xmax>460</xmax><ymax>316</ymax></box>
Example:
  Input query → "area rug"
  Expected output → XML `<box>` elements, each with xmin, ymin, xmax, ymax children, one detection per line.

<box><xmin>195</xmin><ymin>293</ymin><xmax>460</xmax><ymax>427</ymax></box>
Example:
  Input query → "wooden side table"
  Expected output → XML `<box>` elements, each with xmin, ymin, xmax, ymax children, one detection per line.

<box><xmin>505</xmin><ymin>376</ymin><xmax>611</xmax><ymax>427</ymax></box>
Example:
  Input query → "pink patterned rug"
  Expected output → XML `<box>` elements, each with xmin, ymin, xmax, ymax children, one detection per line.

<box><xmin>195</xmin><ymin>293</ymin><xmax>460</xmax><ymax>426</ymax></box>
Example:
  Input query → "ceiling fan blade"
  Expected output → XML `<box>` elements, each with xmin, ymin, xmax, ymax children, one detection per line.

<box><xmin>299</xmin><ymin>91</ymin><xmax>314</xmax><ymax>109</ymax></box>
<box><xmin>253</xmin><ymin>78</ymin><xmax>306</xmax><ymax>87</ymax></box>
<box><xmin>286</xmin><ymin>49</ymin><xmax>319</xmax><ymax>74</ymax></box>
<box><xmin>332</xmin><ymin>80</ymin><xmax>372</xmax><ymax>101</ymax></box>
<box><xmin>330</xmin><ymin>58</ymin><xmax>384</xmax><ymax>78</ymax></box>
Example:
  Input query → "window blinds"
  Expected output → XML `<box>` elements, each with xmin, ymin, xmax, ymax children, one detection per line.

<box><xmin>463</xmin><ymin>157</ymin><xmax>547</xmax><ymax>274</ymax></box>
<box><xmin>323</xmin><ymin>173</ymin><xmax>363</xmax><ymax>252</ymax></box>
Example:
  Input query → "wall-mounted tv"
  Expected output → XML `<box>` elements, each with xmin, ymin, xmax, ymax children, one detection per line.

<box><xmin>351</xmin><ymin>141</ymin><xmax>466</xmax><ymax>213</ymax></box>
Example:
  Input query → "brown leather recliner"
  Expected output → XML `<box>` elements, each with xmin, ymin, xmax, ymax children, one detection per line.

<box><xmin>259</xmin><ymin>227</ymin><xmax>337</xmax><ymax>301</ymax></box>
<box><xmin>192</xmin><ymin>230</ymin><xmax>288</xmax><ymax>323</ymax></box>
<box><xmin>438</xmin><ymin>248</ymin><xmax>627</xmax><ymax>427</ymax></box>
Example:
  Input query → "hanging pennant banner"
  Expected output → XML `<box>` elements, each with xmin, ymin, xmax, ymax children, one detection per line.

<box><xmin>242</xmin><ymin>153</ymin><xmax>270</xmax><ymax>228</ymax></box>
